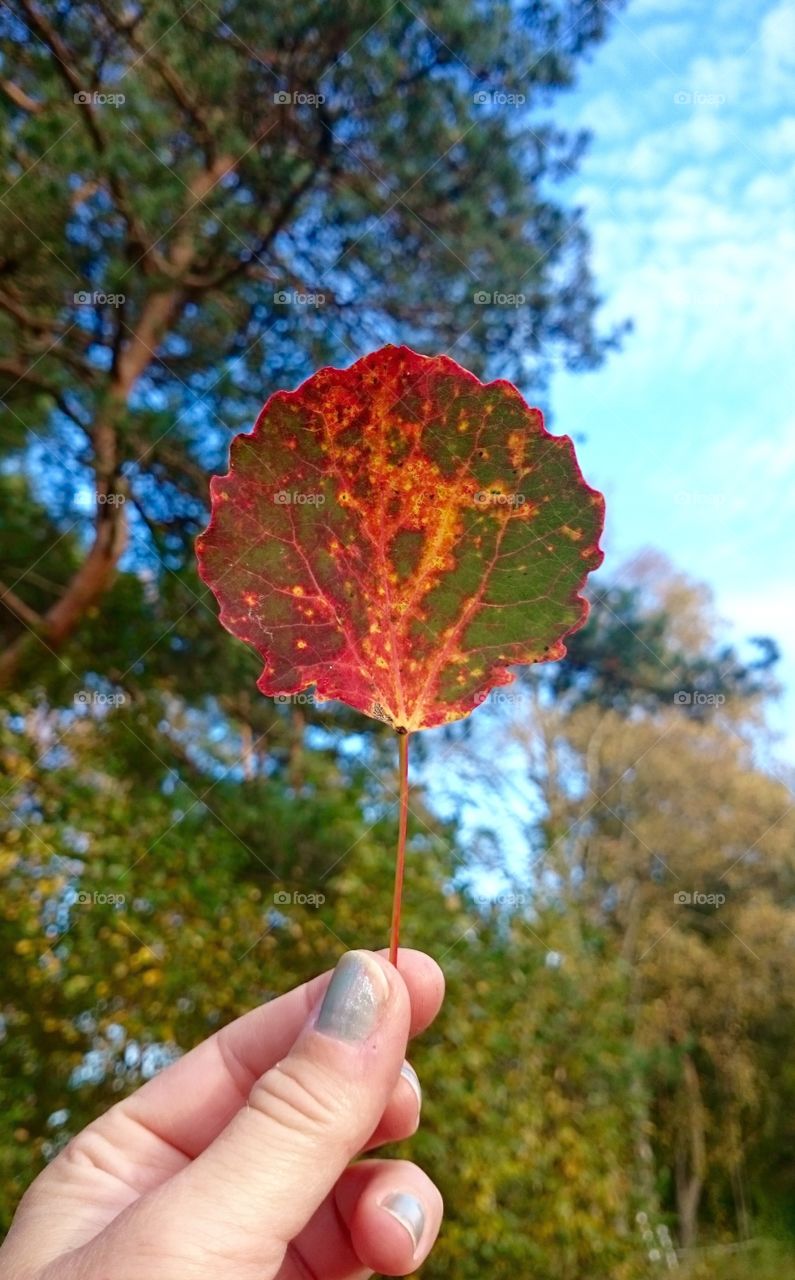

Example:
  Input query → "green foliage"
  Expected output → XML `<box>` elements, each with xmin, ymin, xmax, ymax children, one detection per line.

<box><xmin>0</xmin><ymin>690</ymin><xmax>463</xmax><ymax>1228</ymax></box>
<box><xmin>408</xmin><ymin>915</ymin><xmax>652</xmax><ymax>1279</ymax></box>
<box><xmin>679</xmin><ymin>1240</ymin><xmax>795</xmax><ymax>1280</ymax></box>
<box><xmin>0</xmin><ymin>0</ymin><xmax>622</xmax><ymax>694</ymax></box>
<box><xmin>2</xmin><ymin>566</ymin><xmax>794</xmax><ymax>1272</ymax></box>
<box><xmin>459</xmin><ymin>561</ymin><xmax>795</xmax><ymax>1262</ymax></box>
<box><xmin>1</xmin><ymin>4</ymin><xmax>792</xmax><ymax>1274</ymax></box>
<box><xmin>547</xmin><ymin>555</ymin><xmax>780</xmax><ymax>713</ymax></box>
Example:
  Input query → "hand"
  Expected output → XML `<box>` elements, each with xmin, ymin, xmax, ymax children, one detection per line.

<box><xmin>1</xmin><ymin>948</ymin><xmax>445</xmax><ymax>1279</ymax></box>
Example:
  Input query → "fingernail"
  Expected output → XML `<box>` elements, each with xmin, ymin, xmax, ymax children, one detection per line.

<box><xmin>400</xmin><ymin>1060</ymin><xmax>422</xmax><ymax>1112</ymax></box>
<box><xmin>381</xmin><ymin>1192</ymin><xmax>426</xmax><ymax>1256</ymax></box>
<box><xmin>316</xmin><ymin>950</ymin><xmax>389</xmax><ymax>1043</ymax></box>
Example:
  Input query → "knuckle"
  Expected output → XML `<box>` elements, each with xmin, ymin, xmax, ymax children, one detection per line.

<box><xmin>57</xmin><ymin>1125</ymin><xmax>106</xmax><ymax>1173</ymax></box>
<box><xmin>248</xmin><ymin>1057</ymin><xmax>349</xmax><ymax>1141</ymax></box>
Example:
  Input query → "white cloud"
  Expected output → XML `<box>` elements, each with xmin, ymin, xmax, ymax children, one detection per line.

<box><xmin>574</xmin><ymin>91</ymin><xmax>635</xmax><ymax>142</ymax></box>
<box><xmin>760</xmin><ymin>115</ymin><xmax>795</xmax><ymax>153</ymax></box>
<box><xmin>628</xmin><ymin>0</ymin><xmax>696</xmax><ymax>18</ymax></box>
<box><xmin>760</xmin><ymin>2</ymin><xmax>795</xmax><ymax>76</ymax></box>
<box><xmin>553</xmin><ymin>0</ymin><xmax>795</xmax><ymax>759</ymax></box>
<box><xmin>566</xmin><ymin>2</ymin><xmax>795</xmax><ymax>380</ymax></box>
<box><xmin>635</xmin><ymin>20</ymin><xmax>692</xmax><ymax>59</ymax></box>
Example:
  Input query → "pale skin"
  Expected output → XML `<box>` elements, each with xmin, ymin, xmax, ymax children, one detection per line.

<box><xmin>0</xmin><ymin>949</ymin><xmax>445</xmax><ymax>1280</ymax></box>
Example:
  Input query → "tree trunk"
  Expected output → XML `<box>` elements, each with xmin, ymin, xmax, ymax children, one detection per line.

<box><xmin>675</xmin><ymin>1053</ymin><xmax>706</xmax><ymax>1248</ymax></box>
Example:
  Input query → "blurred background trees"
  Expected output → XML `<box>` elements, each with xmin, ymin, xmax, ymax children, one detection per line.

<box><xmin>1</xmin><ymin>3</ymin><xmax>793</xmax><ymax>1276</ymax></box>
<box><xmin>0</xmin><ymin>0</ymin><xmax>621</xmax><ymax>689</ymax></box>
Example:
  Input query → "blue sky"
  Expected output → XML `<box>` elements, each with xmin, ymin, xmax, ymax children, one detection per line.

<box><xmin>544</xmin><ymin>0</ymin><xmax>795</xmax><ymax>758</ymax></box>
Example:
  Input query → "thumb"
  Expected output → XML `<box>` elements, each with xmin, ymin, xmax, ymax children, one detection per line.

<box><xmin>88</xmin><ymin>950</ymin><xmax>410</xmax><ymax>1279</ymax></box>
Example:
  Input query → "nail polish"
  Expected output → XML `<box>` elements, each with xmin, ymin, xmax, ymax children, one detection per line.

<box><xmin>400</xmin><ymin>1061</ymin><xmax>422</xmax><ymax>1111</ymax></box>
<box><xmin>316</xmin><ymin>950</ymin><xmax>388</xmax><ymax>1042</ymax></box>
<box><xmin>381</xmin><ymin>1192</ymin><xmax>426</xmax><ymax>1255</ymax></box>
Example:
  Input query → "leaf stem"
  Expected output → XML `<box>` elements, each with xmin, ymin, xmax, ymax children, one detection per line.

<box><xmin>389</xmin><ymin>730</ymin><xmax>410</xmax><ymax>967</ymax></box>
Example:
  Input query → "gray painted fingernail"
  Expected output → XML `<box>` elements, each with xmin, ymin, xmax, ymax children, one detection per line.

<box><xmin>400</xmin><ymin>1061</ymin><xmax>422</xmax><ymax>1112</ymax></box>
<box><xmin>381</xmin><ymin>1192</ymin><xmax>426</xmax><ymax>1255</ymax></box>
<box><xmin>316</xmin><ymin>951</ymin><xmax>389</xmax><ymax>1042</ymax></box>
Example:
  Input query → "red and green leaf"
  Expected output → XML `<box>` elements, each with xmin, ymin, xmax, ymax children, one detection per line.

<box><xmin>197</xmin><ymin>344</ymin><xmax>604</xmax><ymax>733</ymax></box>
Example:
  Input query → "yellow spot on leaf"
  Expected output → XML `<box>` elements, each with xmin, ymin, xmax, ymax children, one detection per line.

<box><xmin>507</xmin><ymin>431</ymin><xmax>526</xmax><ymax>468</ymax></box>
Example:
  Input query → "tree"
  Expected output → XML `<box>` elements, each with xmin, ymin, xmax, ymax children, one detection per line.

<box><xmin>3</xmin><ymin>682</ymin><xmax>655</xmax><ymax>1280</ymax></box>
<box><xmin>0</xmin><ymin>684</ymin><xmax>465</xmax><ymax>1230</ymax></box>
<box><xmin>406</xmin><ymin>912</ymin><xmax>652</xmax><ymax>1280</ymax></box>
<box><xmin>546</xmin><ymin>552</ymin><xmax>780</xmax><ymax>713</ymax></box>
<box><xmin>462</xmin><ymin>562</ymin><xmax>795</xmax><ymax>1253</ymax></box>
<box><xmin>0</xmin><ymin>0</ymin><xmax>622</xmax><ymax>689</ymax></box>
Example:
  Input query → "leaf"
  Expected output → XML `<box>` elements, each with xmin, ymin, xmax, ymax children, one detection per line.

<box><xmin>197</xmin><ymin>345</ymin><xmax>604</xmax><ymax>732</ymax></box>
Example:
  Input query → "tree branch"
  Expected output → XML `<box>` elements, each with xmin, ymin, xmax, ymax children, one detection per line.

<box><xmin>0</xmin><ymin>581</ymin><xmax>44</xmax><ymax>630</ymax></box>
<box><xmin>0</xmin><ymin>358</ymin><xmax>90</xmax><ymax>429</ymax></box>
<box><xmin>0</xmin><ymin>78</ymin><xmax>42</xmax><ymax>113</ymax></box>
<box><xmin>17</xmin><ymin>0</ymin><xmax>158</xmax><ymax>273</ymax></box>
